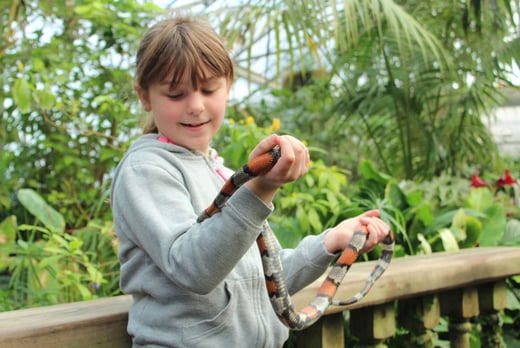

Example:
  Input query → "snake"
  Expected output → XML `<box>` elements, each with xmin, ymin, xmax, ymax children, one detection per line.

<box><xmin>197</xmin><ymin>145</ymin><xmax>394</xmax><ymax>330</ymax></box>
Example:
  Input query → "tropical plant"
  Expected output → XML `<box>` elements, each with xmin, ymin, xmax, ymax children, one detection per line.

<box><xmin>1</xmin><ymin>4</ymin><xmax>519</xmax><ymax>346</ymax></box>
<box><xmin>194</xmin><ymin>0</ymin><xmax>520</xmax><ymax>181</ymax></box>
<box><xmin>1</xmin><ymin>0</ymin><xmax>162</xmax><ymax>226</ymax></box>
<box><xmin>1</xmin><ymin>0</ymin><xmax>159</xmax><ymax>310</ymax></box>
<box><xmin>0</xmin><ymin>189</ymin><xmax>118</xmax><ymax>310</ymax></box>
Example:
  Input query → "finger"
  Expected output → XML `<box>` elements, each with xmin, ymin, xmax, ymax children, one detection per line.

<box><xmin>367</xmin><ymin>224</ymin><xmax>379</xmax><ymax>247</ymax></box>
<box><xmin>371</xmin><ymin>219</ymin><xmax>390</xmax><ymax>243</ymax></box>
<box><xmin>375</xmin><ymin>219</ymin><xmax>391</xmax><ymax>236</ymax></box>
<box><xmin>359</xmin><ymin>214</ymin><xmax>379</xmax><ymax>226</ymax></box>
<box><xmin>265</xmin><ymin>137</ymin><xmax>293</xmax><ymax>178</ymax></box>
<box><xmin>361</xmin><ymin>209</ymin><xmax>380</xmax><ymax>218</ymax></box>
<box><xmin>362</xmin><ymin>234</ymin><xmax>376</xmax><ymax>253</ymax></box>
<box><xmin>292</xmin><ymin>140</ymin><xmax>310</xmax><ymax>175</ymax></box>
<box><xmin>278</xmin><ymin>136</ymin><xmax>296</xmax><ymax>165</ymax></box>
<box><xmin>249</xmin><ymin>134</ymin><xmax>280</xmax><ymax>160</ymax></box>
<box><xmin>273</xmin><ymin>136</ymin><xmax>309</xmax><ymax>178</ymax></box>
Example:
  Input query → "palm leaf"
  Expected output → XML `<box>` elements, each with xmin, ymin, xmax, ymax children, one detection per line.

<box><xmin>207</xmin><ymin>0</ymin><xmax>448</xmax><ymax>84</ymax></box>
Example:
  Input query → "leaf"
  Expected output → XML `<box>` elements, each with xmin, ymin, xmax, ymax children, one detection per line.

<box><xmin>501</xmin><ymin>219</ymin><xmax>520</xmax><ymax>246</ymax></box>
<box><xmin>13</xmin><ymin>78</ymin><xmax>32</xmax><ymax>113</ymax></box>
<box><xmin>325</xmin><ymin>190</ymin><xmax>339</xmax><ymax>212</ymax></box>
<box><xmin>465</xmin><ymin>187</ymin><xmax>494</xmax><ymax>211</ymax></box>
<box><xmin>0</xmin><ymin>215</ymin><xmax>17</xmax><ymax>244</ymax></box>
<box><xmin>359</xmin><ymin>160</ymin><xmax>391</xmax><ymax>185</ymax></box>
<box><xmin>0</xmin><ymin>216</ymin><xmax>18</xmax><ymax>272</ymax></box>
<box><xmin>506</xmin><ymin>286</ymin><xmax>520</xmax><ymax>310</ymax></box>
<box><xmin>425</xmin><ymin>210</ymin><xmax>457</xmax><ymax>234</ymax></box>
<box><xmin>417</xmin><ymin>233</ymin><xmax>432</xmax><ymax>254</ymax></box>
<box><xmin>17</xmin><ymin>239</ymin><xmax>28</xmax><ymax>250</ymax></box>
<box><xmin>405</xmin><ymin>190</ymin><xmax>423</xmax><ymax>206</ymax></box>
<box><xmin>17</xmin><ymin>189</ymin><xmax>65</xmax><ymax>233</ymax></box>
<box><xmin>439</xmin><ymin>228</ymin><xmax>459</xmax><ymax>251</ymax></box>
<box><xmin>32</xmin><ymin>57</ymin><xmax>45</xmax><ymax>72</ymax></box>
<box><xmin>460</xmin><ymin>216</ymin><xmax>482</xmax><ymax>248</ymax></box>
<box><xmin>75</xmin><ymin>283</ymin><xmax>93</xmax><ymax>299</ymax></box>
<box><xmin>307</xmin><ymin>208</ymin><xmax>322</xmax><ymax>232</ymax></box>
<box><xmin>86</xmin><ymin>264</ymin><xmax>103</xmax><ymax>284</ymax></box>
<box><xmin>295</xmin><ymin>205</ymin><xmax>310</xmax><ymax>232</ymax></box>
<box><xmin>478</xmin><ymin>204</ymin><xmax>506</xmax><ymax>246</ymax></box>
<box><xmin>39</xmin><ymin>88</ymin><xmax>55</xmax><ymax>109</ymax></box>
<box><xmin>414</xmin><ymin>204</ymin><xmax>434</xmax><ymax>226</ymax></box>
<box><xmin>68</xmin><ymin>238</ymin><xmax>84</xmax><ymax>251</ymax></box>
<box><xmin>386</xmin><ymin>181</ymin><xmax>407</xmax><ymax>210</ymax></box>
<box><xmin>273</xmin><ymin>219</ymin><xmax>303</xmax><ymax>248</ymax></box>
<box><xmin>451</xmin><ymin>208</ymin><xmax>467</xmax><ymax>241</ymax></box>
<box><xmin>0</xmin><ymin>244</ymin><xmax>14</xmax><ymax>272</ymax></box>
<box><xmin>38</xmin><ymin>255</ymin><xmax>64</xmax><ymax>269</ymax></box>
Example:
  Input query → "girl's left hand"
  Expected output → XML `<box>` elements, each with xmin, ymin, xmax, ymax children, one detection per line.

<box><xmin>324</xmin><ymin>209</ymin><xmax>390</xmax><ymax>254</ymax></box>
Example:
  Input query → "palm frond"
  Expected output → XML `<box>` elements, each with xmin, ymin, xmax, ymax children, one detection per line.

<box><xmin>208</xmin><ymin>0</ymin><xmax>449</xmax><ymax>85</ymax></box>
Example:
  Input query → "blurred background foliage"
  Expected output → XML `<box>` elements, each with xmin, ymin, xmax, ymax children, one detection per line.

<box><xmin>1</xmin><ymin>0</ymin><xmax>520</xmax><ymax>345</ymax></box>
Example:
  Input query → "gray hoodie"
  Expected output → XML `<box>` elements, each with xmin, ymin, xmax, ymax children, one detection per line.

<box><xmin>110</xmin><ymin>134</ymin><xmax>336</xmax><ymax>347</ymax></box>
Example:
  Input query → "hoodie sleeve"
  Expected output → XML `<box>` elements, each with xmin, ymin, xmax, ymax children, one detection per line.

<box><xmin>277</xmin><ymin>230</ymin><xmax>336</xmax><ymax>295</ymax></box>
<box><xmin>111</xmin><ymin>156</ymin><xmax>273</xmax><ymax>295</ymax></box>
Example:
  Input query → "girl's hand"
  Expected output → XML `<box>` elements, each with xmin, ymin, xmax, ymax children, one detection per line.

<box><xmin>246</xmin><ymin>134</ymin><xmax>309</xmax><ymax>203</ymax></box>
<box><xmin>324</xmin><ymin>210</ymin><xmax>390</xmax><ymax>254</ymax></box>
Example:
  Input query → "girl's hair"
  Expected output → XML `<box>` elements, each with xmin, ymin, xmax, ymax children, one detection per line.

<box><xmin>135</xmin><ymin>16</ymin><xmax>235</xmax><ymax>133</ymax></box>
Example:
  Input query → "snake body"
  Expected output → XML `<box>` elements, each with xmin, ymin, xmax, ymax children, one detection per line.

<box><xmin>197</xmin><ymin>146</ymin><xmax>394</xmax><ymax>330</ymax></box>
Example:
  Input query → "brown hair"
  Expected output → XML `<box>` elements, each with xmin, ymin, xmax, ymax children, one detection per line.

<box><xmin>135</xmin><ymin>16</ymin><xmax>235</xmax><ymax>133</ymax></box>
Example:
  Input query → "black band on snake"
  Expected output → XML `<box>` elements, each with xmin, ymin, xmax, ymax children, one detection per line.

<box><xmin>197</xmin><ymin>145</ymin><xmax>394</xmax><ymax>330</ymax></box>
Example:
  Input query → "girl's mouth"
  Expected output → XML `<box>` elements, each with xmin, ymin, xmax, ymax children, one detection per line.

<box><xmin>181</xmin><ymin>120</ymin><xmax>209</xmax><ymax>128</ymax></box>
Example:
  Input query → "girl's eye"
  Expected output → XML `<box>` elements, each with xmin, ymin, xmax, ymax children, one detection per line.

<box><xmin>202</xmin><ymin>89</ymin><xmax>216</xmax><ymax>95</ymax></box>
<box><xmin>167</xmin><ymin>93</ymin><xmax>184</xmax><ymax>99</ymax></box>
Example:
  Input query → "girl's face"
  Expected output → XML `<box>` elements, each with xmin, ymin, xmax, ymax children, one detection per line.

<box><xmin>136</xmin><ymin>72</ymin><xmax>230</xmax><ymax>155</ymax></box>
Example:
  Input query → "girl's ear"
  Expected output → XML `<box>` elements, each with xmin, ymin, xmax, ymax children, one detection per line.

<box><xmin>134</xmin><ymin>84</ymin><xmax>152</xmax><ymax>112</ymax></box>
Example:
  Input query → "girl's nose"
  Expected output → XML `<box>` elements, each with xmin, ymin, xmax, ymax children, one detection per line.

<box><xmin>187</xmin><ymin>91</ymin><xmax>204</xmax><ymax>116</ymax></box>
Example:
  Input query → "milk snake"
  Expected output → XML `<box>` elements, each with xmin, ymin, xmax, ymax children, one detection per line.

<box><xmin>197</xmin><ymin>146</ymin><xmax>394</xmax><ymax>330</ymax></box>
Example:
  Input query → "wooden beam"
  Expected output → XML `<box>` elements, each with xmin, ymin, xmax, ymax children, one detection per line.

<box><xmin>0</xmin><ymin>295</ymin><xmax>132</xmax><ymax>348</ymax></box>
<box><xmin>292</xmin><ymin>247</ymin><xmax>520</xmax><ymax>313</ymax></box>
<box><xmin>0</xmin><ymin>247</ymin><xmax>519</xmax><ymax>347</ymax></box>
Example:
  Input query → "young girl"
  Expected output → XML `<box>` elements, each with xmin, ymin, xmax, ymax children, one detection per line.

<box><xmin>110</xmin><ymin>15</ymin><xmax>390</xmax><ymax>347</ymax></box>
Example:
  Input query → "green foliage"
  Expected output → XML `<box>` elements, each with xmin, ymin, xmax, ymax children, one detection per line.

<box><xmin>212</xmin><ymin>113</ymin><xmax>272</xmax><ymax>169</ymax></box>
<box><xmin>1</xmin><ymin>2</ymin><xmax>519</xmax><ymax>345</ymax></box>
<box><xmin>219</xmin><ymin>0</ymin><xmax>520</xmax><ymax>181</ymax></box>
<box><xmin>17</xmin><ymin>188</ymin><xmax>65</xmax><ymax>233</ymax></box>
<box><xmin>0</xmin><ymin>1</ymin><xmax>158</xmax><ymax>308</ymax></box>
<box><xmin>1</xmin><ymin>0</ymin><xmax>161</xmax><ymax>226</ymax></box>
<box><xmin>0</xmin><ymin>189</ymin><xmax>118</xmax><ymax>310</ymax></box>
<box><xmin>271</xmin><ymin>159</ymin><xmax>352</xmax><ymax>247</ymax></box>
<box><xmin>213</xmin><ymin>112</ymin><xmax>352</xmax><ymax>247</ymax></box>
<box><xmin>350</xmin><ymin>160</ymin><xmax>520</xmax><ymax>255</ymax></box>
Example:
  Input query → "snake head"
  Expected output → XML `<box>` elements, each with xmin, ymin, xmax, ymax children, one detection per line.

<box><xmin>269</xmin><ymin>145</ymin><xmax>282</xmax><ymax>165</ymax></box>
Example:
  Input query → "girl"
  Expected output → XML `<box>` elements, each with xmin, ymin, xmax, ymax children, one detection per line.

<box><xmin>110</xmin><ymin>15</ymin><xmax>390</xmax><ymax>347</ymax></box>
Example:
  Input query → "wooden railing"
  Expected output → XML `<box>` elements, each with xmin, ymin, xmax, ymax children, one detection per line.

<box><xmin>1</xmin><ymin>246</ymin><xmax>519</xmax><ymax>348</ymax></box>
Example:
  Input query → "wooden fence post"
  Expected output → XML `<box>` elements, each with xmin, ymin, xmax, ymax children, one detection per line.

<box><xmin>478</xmin><ymin>280</ymin><xmax>508</xmax><ymax>347</ymax></box>
<box><xmin>293</xmin><ymin>312</ymin><xmax>345</xmax><ymax>348</ymax></box>
<box><xmin>349</xmin><ymin>302</ymin><xmax>395</xmax><ymax>347</ymax></box>
<box><xmin>398</xmin><ymin>294</ymin><xmax>440</xmax><ymax>347</ymax></box>
<box><xmin>440</xmin><ymin>287</ymin><xmax>479</xmax><ymax>348</ymax></box>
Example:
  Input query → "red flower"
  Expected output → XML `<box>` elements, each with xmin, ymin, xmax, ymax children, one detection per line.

<box><xmin>496</xmin><ymin>169</ymin><xmax>517</xmax><ymax>187</ymax></box>
<box><xmin>470</xmin><ymin>174</ymin><xmax>489</xmax><ymax>188</ymax></box>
